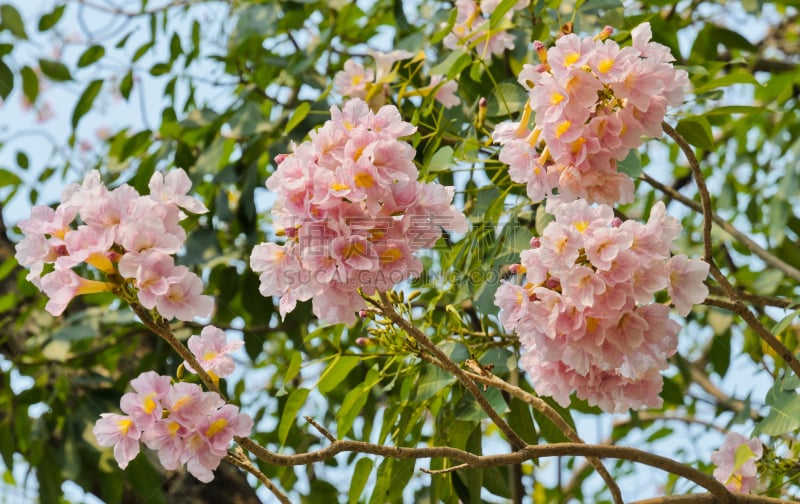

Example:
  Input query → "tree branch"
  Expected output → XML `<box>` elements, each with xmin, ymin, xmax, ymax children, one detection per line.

<box><xmin>234</xmin><ymin>437</ymin><xmax>735</xmax><ymax>503</ymax></box>
<box><xmin>225</xmin><ymin>450</ymin><xmax>291</xmax><ymax>504</ymax></box>
<box><xmin>661</xmin><ymin>121</ymin><xmax>713</xmax><ymax>263</ymax></box>
<box><xmin>373</xmin><ymin>292</ymin><xmax>528</xmax><ymax>450</ymax></box>
<box><xmin>370</xmin><ymin>294</ymin><xmax>626</xmax><ymax>504</ymax></box>
<box><xmin>707</xmin><ymin>264</ymin><xmax>800</xmax><ymax>378</ymax></box>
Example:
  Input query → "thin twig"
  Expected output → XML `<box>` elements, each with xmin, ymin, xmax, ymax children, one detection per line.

<box><xmin>455</xmin><ymin>359</ymin><xmax>624</xmax><ymax>504</ymax></box>
<box><xmin>421</xmin><ymin>463</ymin><xmax>470</xmax><ymax>475</ymax></box>
<box><xmin>631</xmin><ymin>494</ymin><xmax>789</xmax><ymax>504</ymax></box>
<box><xmin>304</xmin><ymin>415</ymin><xmax>337</xmax><ymax>443</ymax></box>
<box><xmin>129</xmin><ymin>302</ymin><xmax>222</xmax><ymax>396</ymax></box>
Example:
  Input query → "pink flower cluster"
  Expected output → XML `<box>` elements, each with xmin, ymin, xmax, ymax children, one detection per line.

<box><xmin>710</xmin><ymin>432</ymin><xmax>763</xmax><ymax>493</ymax></box>
<box><xmin>494</xmin><ymin>199</ymin><xmax>709</xmax><ymax>412</ymax></box>
<box><xmin>93</xmin><ymin>371</ymin><xmax>253</xmax><ymax>482</ymax></box>
<box><xmin>14</xmin><ymin>169</ymin><xmax>213</xmax><ymax>321</ymax></box>
<box><xmin>495</xmin><ymin>23</ymin><xmax>689</xmax><ymax>205</ymax></box>
<box><xmin>334</xmin><ymin>50</ymin><xmax>459</xmax><ymax>109</ymax></box>
<box><xmin>251</xmin><ymin>98</ymin><xmax>467</xmax><ymax>325</ymax></box>
<box><xmin>444</xmin><ymin>0</ymin><xmax>530</xmax><ymax>61</ymax></box>
<box><xmin>183</xmin><ymin>325</ymin><xmax>243</xmax><ymax>381</ymax></box>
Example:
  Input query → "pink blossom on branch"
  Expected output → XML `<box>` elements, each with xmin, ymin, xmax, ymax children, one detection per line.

<box><xmin>495</xmin><ymin>199</ymin><xmax>707</xmax><ymax>413</ymax></box>
<box><xmin>14</xmin><ymin>168</ymin><xmax>212</xmax><ymax>321</ymax></box>
<box><xmin>184</xmin><ymin>325</ymin><xmax>244</xmax><ymax>380</ymax></box>
<box><xmin>710</xmin><ymin>432</ymin><xmax>763</xmax><ymax>493</ymax></box>
<box><xmin>495</xmin><ymin>22</ymin><xmax>688</xmax><ymax>205</ymax></box>
<box><xmin>251</xmin><ymin>98</ymin><xmax>467</xmax><ymax>325</ymax></box>
<box><xmin>94</xmin><ymin>373</ymin><xmax>253</xmax><ymax>482</ymax></box>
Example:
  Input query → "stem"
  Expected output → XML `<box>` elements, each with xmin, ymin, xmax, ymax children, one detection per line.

<box><xmin>662</xmin><ymin>121</ymin><xmax>713</xmax><ymax>263</ymax></box>
<box><xmin>129</xmin><ymin>302</ymin><xmax>222</xmax><ymax>396</ymax></box>
<box><xmin>456</xmin><ymin>359</ymin><xmax>624</xmax><ymax>504</ymax></box>
<box><xmin>373</xmin><ymin>292</ymin><xmax>528</xmax><ymax>450</ymax></box>
<box><xmin>370</xmin><ymin>294</ymin><xmax>624</xmax><ymax>504</ymax></box>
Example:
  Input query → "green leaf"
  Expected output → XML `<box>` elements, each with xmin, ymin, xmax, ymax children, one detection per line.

<box><xmin>429</xmin><ymin>145</ymin><xmax>454</xmax><ymax>172</ymax></box>
<box><xmin>283</xmin><ymin>351</ymin><xmax>303</xmax><ymax>387</ymax></box>
<box><xmin>348</xmin><ymin>457</ymin><xmax>374</xmax><ymax>504</ymax></box>
<box><xmin>486</xmin><ymin>82</ymin><xmax>528</xmax><ymax>117</ymax></box>
<box><xmin>693</xmin><ymin>72</ymin><xmax>761</xmax><ymax>94</ymax></box>
<box><xmin>20</xmin><ymin>65</ymin><xmax>38</xmax><ymax>104</ymax></box>
<box><xmin>617</xmin><ymin>149</ymin><xmax>642</xmax><ymax>178</ymax></box>
<box><xmin>455</xmin><ymin>387</ymin><xmax>509</xmax><ymax>421</ymax></box>
<box><xmin>39</xmin><ymin>59</ymin><xmax>72</xmax><ymax>81</ymax></box>
<box><xmin>772</xmin><ymin>308</ymin><xmax>800</xmax><ymax>337</ymax></box>
<box><xmin>704</xmin><ymin>105</ymin><xmax>768</xmax><ymax>116</ymax></box>
<box><xmin>278</xmin><ymin>387</ymin><xmax>309</xmax><ymax>446</ymax></box>
<box><xmin>150</xmin><ymin>62</ymin><xmax>171</xmax><ymax>76</ymax></box>
<box><xmin>119</xmin><ymin>70</ymin><xmax>134</xmax><ymax>100</ymax></box>
<box><xmin>755</xmin><ymin>382</ymin><xmax>800</xmax><ymax>436</ymax></box>
<box><xmin>38</xmin><ymin>5</ymin><xmax>65</xmax><ymax>31</ymax></box>
<box><xmin>489</xmin><ymin>0</ymin><xmax>519</xmax><ymax>27</ymax></box>
<box><xmin>77</xmin><ymin>45</ymin><xmax>105</xmax><ymax>68</ymax></box>
<box><xmin>751</xmin><ymin>269</ymin><xmax>784</xmax><ymax>296</ymax></box>
<box><xmin>72</xmin><ymin>79</ymin><xmax>103</xmax><ymax>129</ymax></box>
<box><xmin>0</xmin><ymin>168</ymin><xmax>22</xmax><ymax>187</ymax></box>
<box><xmin>337</xmin><ymin>369</ymin><xmax>377</xmax><ymax>437</ymax></box>
<box><xmin>318</xmin><ymin>355</ymin><xmax>360</xmax><ymax>394</ymax></box>
<box><xmin>15</xmin><ymin>150</ymin><xmax>27</xmax><ymax>170</ymax></box>
<box><xmin>675</xmin><ymin>116</ymin><xmax>714</xmax><ymax>151</ymax></box>
<box><xmin>0</xmin><ymin>59</ymin><xmax>13</xmax><ymax>100</ymax></box>
<box><xmin>36</xmin><ymin>449</ymin><xmax>60</xmax><ymax>504</ymax></box>
<box><xmin>285</xmin><ymin>101</ymin><xmax>311</xmax><ymax>134</ymax></box>
<box><xmin>1</xmin><ymin>4</ymin><xmax>27</xmax><ymax>39</ymax></box>
<box><xmin>430</xmin><ymin>50</ymin><xmax>471</xmax><ymax>80</ymax></box>
<box><xmin>416</xmin><ymin>365</ymin><xmax>454</xmax><ymax>402</ymax></box>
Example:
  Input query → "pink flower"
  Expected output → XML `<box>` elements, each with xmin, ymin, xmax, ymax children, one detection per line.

<box><xmin>495</xmin><ymin>198</ymin><xmax>703</xmax><ymax>412</ymax></box>
<box><xmin>148</xmin><ymin>169</ymin><xmax>209</xmax><ymax>215</ymax></box>
<box><xmin>334</xmin><ymin>60</ymin><xmax>374</xmax><ymax>99</ymax></box>
<box><xmin>199</xmin><ymin>404</ymin><xmax>253</xmax><ymax>455</ymax></box>
<box><xmin>427</xmin><ymin>75</ymin><xmax>460</xmax><ymax>108</ymax></box>
<box><xmin>118</xmin><ymin>251</ymin><xmax>177</xmax><ymax>309</ymax></box>
<box><xmin>496</xmin><ymin>22</ymin><xmax>687</xmax><ymax>205</ymax></box>
<box><xmin>40</xmin><ymin>269</ymin><xmax>115</xmax><ymax>316</ymax></box>
<box><xmin>184</xmin><ymin>326</ymin><xmax>244</xmax><ymax>380</ymax></box>
<box><xmin>93</xmin><ymin>413</ymin><xmax>141</xmax><ymax>469</ymax></box>
<box><xmin>666</xmin><ymin>254</ymin><xmax>709</xmax><ymax>316</ymax></box>
<box><xmin>710</xmin><ymin>433</ymin><xmax>763</xmax><ymax>493</ymax></box>
<box><xmin>120</xmin><ymin>371</ymin><xmax>172</xmax><ymax>430</ymax></box>
<box><xmin>141</xmin><ymin>418</ymin><xmax>186</xmax><ymax>470</ymax></box>
<box><xmin>164</xmin><ymin>382</ymin><xmax>224</xmax><ymax>425</ymax></box>
<box><xmin>153</xmin><ymin>269</ymin><xmax>214</xmax><ymax>321</ymax></box>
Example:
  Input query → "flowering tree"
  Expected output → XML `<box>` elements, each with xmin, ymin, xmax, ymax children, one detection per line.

<box><xmin>1</xmin><ymin>0</ymin><xmax>799</xmax><ymax>502</ymax></box>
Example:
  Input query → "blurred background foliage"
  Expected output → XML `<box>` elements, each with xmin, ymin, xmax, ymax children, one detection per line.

<box><xmin>1</xmin><ymin>0</ymin><xmax>800</xmax><ymax>502</ymax></box>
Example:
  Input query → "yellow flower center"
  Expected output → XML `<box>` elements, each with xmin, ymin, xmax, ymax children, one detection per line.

<box><xmin>205</xmin><ymin>418</ymin><xmax>229</xmax><ymax>438</ymax></box>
